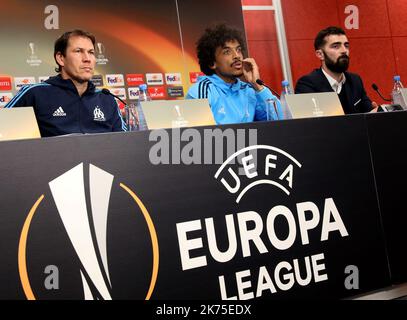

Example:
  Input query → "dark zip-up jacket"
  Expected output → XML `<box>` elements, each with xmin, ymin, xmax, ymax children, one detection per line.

<box><xmin>5</xmin><ymin>75</ymin><xmax>126</xmax><ymax>137</ymax></box>
<box><xmin>295</xmin><ymin>68</ymin><xmax>373</xmax><ymax>114</ymax></box>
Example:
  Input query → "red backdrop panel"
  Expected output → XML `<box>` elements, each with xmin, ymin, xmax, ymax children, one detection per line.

<box><xmin>243</xmin><ymin>0</ymin><xmax>406</xmax><ymax>104</ymax></box>
<box><xmin>337</xmin><ymin>0</ymin><xmax>391</xmax><ymax>37</ymax></box>
<box><xmin>392</xmin><ymin>37</ymin><xmax>407</xmax><ymax>85</ymax></box>
<box><xmin>288</xmin><ymin>40</ymin><xmax>320</xmax><ymax>84</ymax></box>
<box><xmin>247</xmin><ymin>40</ymin><xmax>282</xmax><ymax>91</ymax></box>
<box><xmin>388</xmin><ymin>0</ymin><xmax>407</xmax><ymax>36</ymax></box>
<box><xmin>243</xmin><ymin>9</ymin><xmax>277</xmax><ymax>41</ymax></box>
<box><xmin>282</xmin><ymin>0</ymin><xmax>340</xmax><ymax>40</ymax></box>
<box><xmin>349</xmin><ymin>37</ymin><xmax>396</xmax><ymax>102</ymax></box>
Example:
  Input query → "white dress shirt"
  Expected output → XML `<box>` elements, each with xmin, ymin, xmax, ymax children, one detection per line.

<box><xmin>321</xmin><ymin>68</ymin><xmax>346</xmax><ymax>94</ymax></box>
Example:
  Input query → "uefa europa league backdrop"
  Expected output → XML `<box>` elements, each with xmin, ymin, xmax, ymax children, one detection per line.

<box><xmin>0</xmin><ymin>0</ymin><xmax>245</xmax><ymax>107</ymax></box>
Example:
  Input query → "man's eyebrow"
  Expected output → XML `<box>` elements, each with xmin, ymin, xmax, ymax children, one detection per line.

<box><xmin>330</xmin><ymin>41</ymin><xmax>349</xmax><ymax>46</ymax></box>
<box><xmin>222</xmin><ymin>44</ymin><xmax>241</xmax><ymax>49</ymax></box>
<box><xmin>73</xmin><ymin>47</ymin><xmax>94</xmax><ymax>51</ymax></box>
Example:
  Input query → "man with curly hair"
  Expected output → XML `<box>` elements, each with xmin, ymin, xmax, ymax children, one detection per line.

<box><xmin>186</xmin><ymin>24</ymin><xmax>283</xmax><ymax>124</ymax></box>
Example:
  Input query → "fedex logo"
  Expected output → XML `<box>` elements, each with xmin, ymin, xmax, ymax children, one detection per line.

<box><xmin>106</xmin><ymin>74</ymin><xmax>124</xmax><ymax>87</ymax></box>
<box><xmin>0</xmin><ymin>93</ymin><xmax>13</xmax><ymax>107</ymax></box>
<box><xmin>189</xmin><ymin>72</ymin><xmax>204</xmax><ymax>84</ymax></box>
<box><xmin>14</xmin><ymin>77</ymin><xmax>36</xmax><ymax>90</ymax></box>
<box><xmin>146</xmin><ymin>73</ymin><xmax>164</xmax><ymax>85</ymax></box>
<box><xmin>148</xmin><ymin>86</ymin><xmax>166</xmax><ymax>99</ymax></box>
<box><xmin>126</xmin><ymin>74</ymin><xmax>144</xmax><ymax>86</ymax></box>
<box><xmin>111</xmin><ymin>88</ymin><xmax>126</xmax><ymax>100</ymax></box>
<box><xmin>128</xmin><ymin>87</ymin><xmax>140</xmax><ymax>100</ymax></box>
<box><xmin>165</xmin><ymin>73</ymin><xmax>182</xmax><ymax>85</ymax></box>
<box><xmin>0</xmin><ymin>77</ymin><xmax>12</xmax><ymax>91</ymax></box>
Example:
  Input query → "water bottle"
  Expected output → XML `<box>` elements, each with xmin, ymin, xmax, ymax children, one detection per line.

<box><xmin>391</xmin><ymin>75</ymin><xmax>406</xmax><ymax>109</ymax></box>
<box><xmin>280</xmin><ymin>80</ymin><xmax>293</xmax><ymax>119</ymax></box>
<box><xmin>137</xmin><ymin>84</ymin><xmax>150</xmax><ymax>130</ymax></box>
<box><xmin>281</xmin><ymin>80</ymin><xmax>292</xmax><ymax>95</ymax></box>
<box><xmin>265</xmin><ymin>98</ymin><xmax>279</xmax><ymax>121</ymax></box>
<box><xmin>125</xmin><ymin>103</ymin><xmax>139</xmax><ymax>131</ymax></box>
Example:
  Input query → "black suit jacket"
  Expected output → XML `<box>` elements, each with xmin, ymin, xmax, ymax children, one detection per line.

<box><xmin>295</xmin><ymin>68</ymin><xmax>373</xmax><ymax>114</ymax></box>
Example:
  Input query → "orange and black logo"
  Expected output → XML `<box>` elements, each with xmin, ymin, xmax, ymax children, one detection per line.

<box><xmin>18</xmin><ymin>163</ymin><xmax>159</xmax><ymax>300</ymax></box>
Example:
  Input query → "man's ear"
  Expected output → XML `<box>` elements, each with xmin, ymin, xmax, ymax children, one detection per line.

<box><xmin>209</xmin><ymin>62</ymin><xmax>216</xmax><ymax>70</ymax></box>
<box><xmin>315</xmin><ymin>49</ymin><xmax>324</xmax><ymax>61</ymax></box>
<box><xmin>55</xmin><ymin>52</ymin><xmax>65</xmax><ymax>68</ymax></box>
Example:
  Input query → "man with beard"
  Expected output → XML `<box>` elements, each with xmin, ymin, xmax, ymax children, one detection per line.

<box><xmin>187</xmin><ymin>24</ymin><xmax>284</xmax><ymax>124</ymax></box>
<box><xmin>295</xmin><ymin>26</ymin><xmax>378</xmax><ymax>114</ymax></box>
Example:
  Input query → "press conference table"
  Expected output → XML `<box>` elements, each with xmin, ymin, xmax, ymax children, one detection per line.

<box><xmin>0</xmin><ymin>111</ymin><xmax>406</xmax><ymax>300</ymax></box>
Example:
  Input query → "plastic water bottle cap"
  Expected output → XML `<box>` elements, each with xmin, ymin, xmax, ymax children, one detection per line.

<box><xmin>282</xmin><ymin>80</ymin><xmax>289</xmax><ymax>87</ymax></box>
<box><xmin>139</xmin><ymin>84</ymin><xmax>147</xmax><ymax>90</ymax></box>
<box><xmin>394</xmin><ymin>75</ymin><xmax>401</xmax><ymax>81</ymax></box>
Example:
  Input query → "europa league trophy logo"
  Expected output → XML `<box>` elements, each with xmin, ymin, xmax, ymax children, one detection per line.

<box><xmin>96</xmin><ymin>42</ymin><xmax>109</xmax><ymax>65</ymax></box>
<box><xmin>29</xmin><ymin>42</ymin><xmax>36</xmax><ymax>57</ymax></box>
<box><xmin>172</xmin><ymin>105</ymin><xmax>189</xmax><ymax>128</ymax></box>
<box><xmin>312</xmin><ymin>98</ymin><xmax>324</xmax><ymax>117</ymax></box>
<box><xmin>27</xmin><ymin>42</ymin><xmax>42</xmax><ymax>66</ymax></box>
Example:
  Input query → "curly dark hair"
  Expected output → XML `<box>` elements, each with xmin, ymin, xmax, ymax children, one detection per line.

<box><xmin>196</xmin><ymin>23</ymin><xmax>246</xmax><ymax>75</ymax></box>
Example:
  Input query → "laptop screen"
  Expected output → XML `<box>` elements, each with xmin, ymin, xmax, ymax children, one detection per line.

<box><xmin>399</xmin><ymin>88</ymin><xmax>407</xmax><ymax>109</ymax></box>
<box><xmin>140</xmin><ymin>99</ymin><xmax>215</xmax><ymax>130</ymax></box>
<box><xmin>285</xmin><ymin>92</ymin><xmax>344</xmax><ymax>119</ymax></box>
<box><xmin>0</xmin><ymin>107</ymin><xmax>41</xmax><ymax>141</ymax></box>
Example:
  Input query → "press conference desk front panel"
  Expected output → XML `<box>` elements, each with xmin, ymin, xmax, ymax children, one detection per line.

<box><xmin>0</xmin><ymin>111</ymin><xmax>406</xmax><ymax>300</ymax></box>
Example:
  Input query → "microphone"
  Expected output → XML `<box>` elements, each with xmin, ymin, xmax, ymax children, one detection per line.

<box><xmin>371</xmin><ymin>83</ymin><xmax>392</xmax><ymax>102</ymax></box>
<box><xmin>256</xmin><ymin>79</ymin><xmax>280</xmax><ymax>98</ymax></box>
<box><xmin>102</xmin><ymin>88</ymin><xmax>139</xmax><ymax>130</ymax></box>
<box><xmin>101</xmin><ymin>88</ymin><xmax>129</xmax><ymax>106</ymax></box>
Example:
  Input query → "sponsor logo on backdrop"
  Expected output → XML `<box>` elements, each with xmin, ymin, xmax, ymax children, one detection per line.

<box><xmin>189</xmin><ymin>72</ymin><xmax>204</xmax><ymax>84</ymax></box>
<box><xmin>106</xmin><ymin>74</ymin><xmax>124</xmax><ymax>87</ymax></box>
<box><xmin>165</xmin><ymin>73</ymin><xmax>182</xmax><ymax>85</ymax></box>
<box><xmin>0</xmin><ymin>77</ymin><xmax>12</xmax><ymax>91</ymax></box>
<box><xmin>126</xmin><ymin>74</ymin><xmax>144</xmax><ymax>86</ymax></box>
<box><xmin>19</xmin><ymin>163</ymin><xmax>158</xmax><ymax>300</ymax></box>
<box><xmin>128</xmin><ymin>87</ymin><xmax>140</xmax><ymax>100</ymax></box>
<box><xmin>110</xmin><ymin>88</ymin><xmax>126</xmax><ymax>100</ymax></box>
<box><xmin>0</xmin><ymin>92</ymin><xmax>13</xmax><ymax>107</ymax></box>
<box><xmin>175</xmin><ymin>145</ymin><xmax>349</xmax><ymax>299</ymax></box>
<box><xmin>167</xmin><ymin>86</ymin><xmax>184</xmax><ymax>98</ymax></box>
<box><xmin>38</xmin><ymin>76</ymin><xmax>50</xmax><ymax>83</ymax></box>
<box><xmin>146</xmin><ymin>73</ymin><xmax>164</xmax><ymax>85</ymax></box>
<box><xmin>14</xmin><ymin>77</ymin><xmax>36</xmax><ymax>90</ymax></box>
<box><xmin>148</xmin><ymin>86</ymin><xmax>165</xmax><ymax>99</ymax></box>
<box><xmin>90</xmin><ymin>75</ymin><xmax>104</xmax><ymax>87</ymax></box>
<box><xmin>26</xmin><ymin>42</ymin><xmax>42</xmax><ymax>67</ymax></box>
<box><xmin>96</xmin><ymin>42</ymin><xmax>109</xmax><ymax>65</ymax></box>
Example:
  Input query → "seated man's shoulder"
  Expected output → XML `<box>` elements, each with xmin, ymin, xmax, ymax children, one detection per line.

<box><xmin>18</xmin><ymin>82</ymin><xmax>52</xmax><ymax>95</ymax></box>
<box><xmin>298</xmin><ymin>68</ymin><xmax>321</xmax><ymax>81</ymax></box>
<box><xmin>345</xmin><ymin>71</ymin><xmax>363</xmax><ymax>82</ymax></box>
<box><xmin>187</xmin><ymin>75</ymin><xmax>214</xmax><ymax>99</ymax></box>
<box><xmin>295</xmin><ymin>69</ymin><xmax>322</xmax><ymax>93</ymax></box>
<box><xmin>4</xmin><ymin>82</ymin><xmax>53</xmax><ymax>108</ymax></box>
